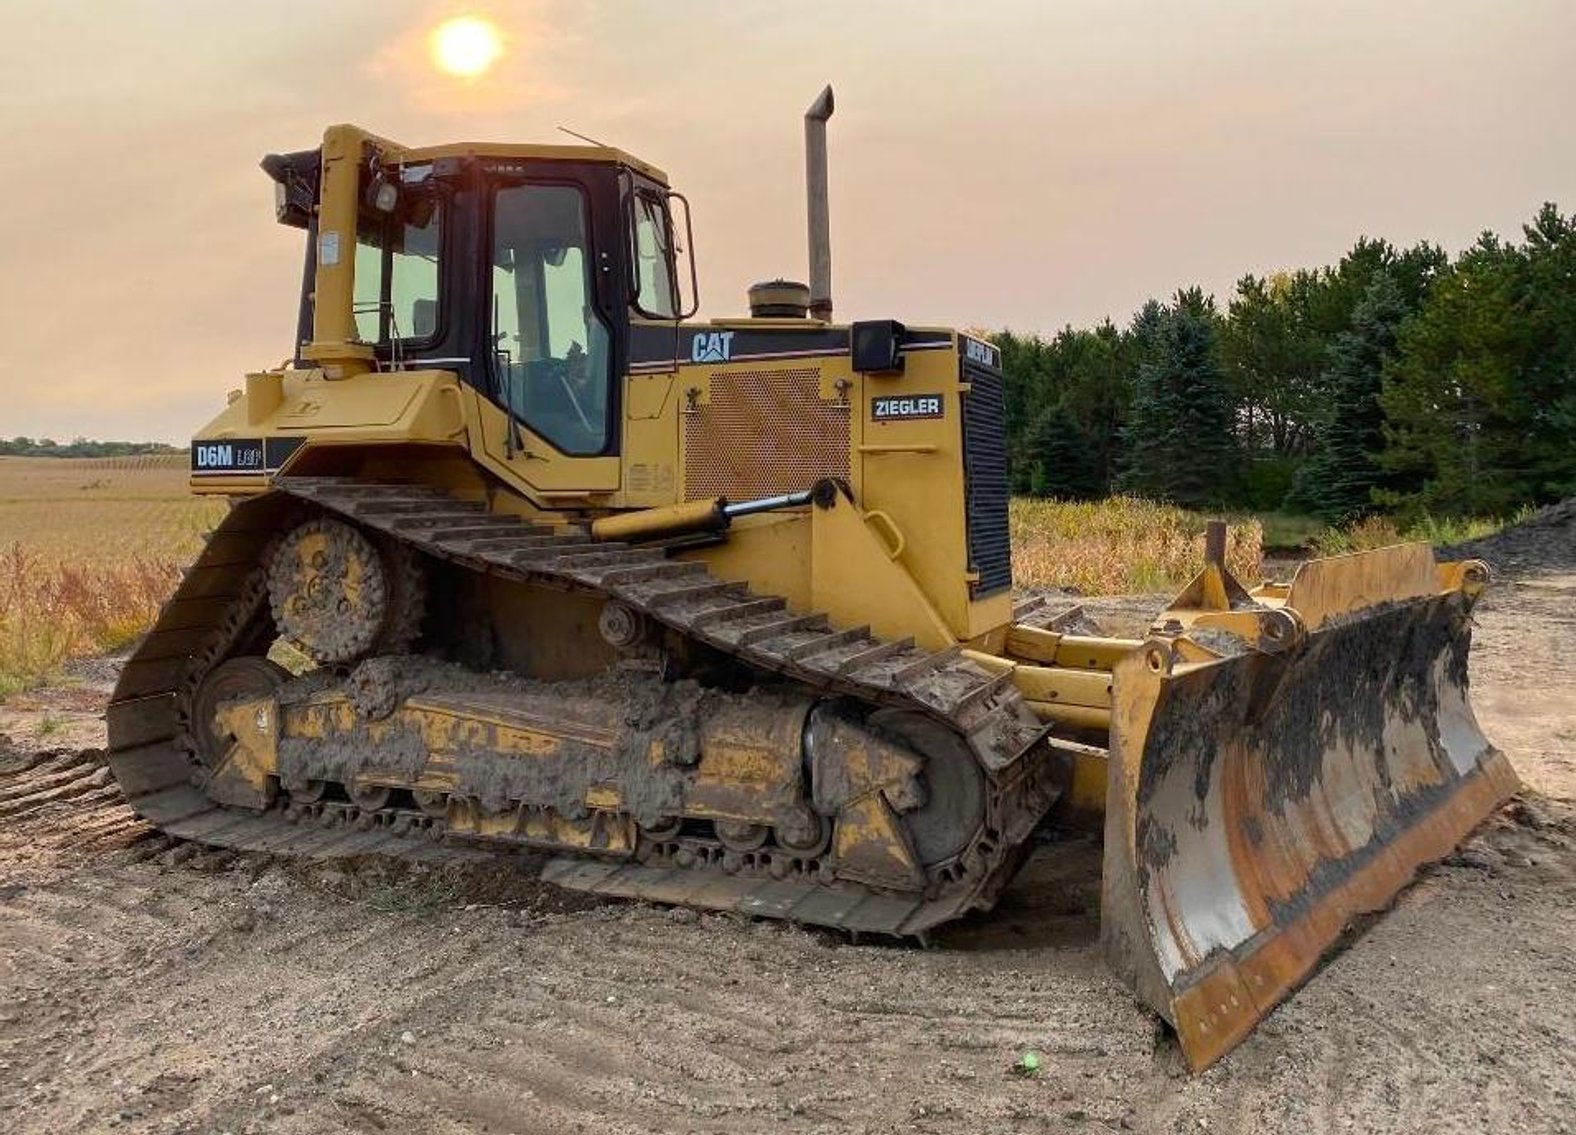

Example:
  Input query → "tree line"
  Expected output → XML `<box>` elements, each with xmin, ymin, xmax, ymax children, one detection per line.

<box><xmin>994</xmin><ymin>202</ymin><xmax>1576</xmax><ymax>523</ymax></box>
<box><xmin>0</xmin><ymin>438</ymin><xmax>181</xmax><ymax>459</ymax></box>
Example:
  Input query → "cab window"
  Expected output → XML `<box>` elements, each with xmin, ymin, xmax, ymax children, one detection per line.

<box><xmin>353</xmin><ymin>166</ymin><xmax>441</xmax><ymax>344</ymax></box>
<box><xmin>490</xmin><ymin>183</ymin><xmax>612</xmax><ymax>455</ymax></box>
<box><xmin>631</xmin><ymin>190</ymin><xmax>678</xmax><ymax>320</ymax></box>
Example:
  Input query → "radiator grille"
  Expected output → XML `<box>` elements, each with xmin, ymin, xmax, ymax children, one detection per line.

<box><xmin>961</xmin><ymin>360</ymin><xmax>1012</xmax><ymax>596</ymax></box>
<box><xmin>683</xmin><ymin>368</ymin><xmax>850</xmax><ymax>502</ymax></box>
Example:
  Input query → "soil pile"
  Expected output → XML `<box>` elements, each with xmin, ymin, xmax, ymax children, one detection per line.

<box><xmin>1440</xmin><ymin>497</ymin><xmax>1575</xmax><ymax>574</ymax></box>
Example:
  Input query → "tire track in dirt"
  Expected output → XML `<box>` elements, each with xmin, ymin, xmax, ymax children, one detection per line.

<box><xmin>2</xmin><ymin>569</ymin><xmax>1575</xmax><ymax>1134</ymax></box>
<box><xmin>0</xmin><ymin>748</ymin><xmax>149</xmax><ymax>859</ymax></box>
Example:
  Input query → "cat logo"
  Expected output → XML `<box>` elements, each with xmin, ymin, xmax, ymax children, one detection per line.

<box><xmin>691</xmin><ymin>330</ymin><xmax>735</xmax><ymax>364</ymax></box>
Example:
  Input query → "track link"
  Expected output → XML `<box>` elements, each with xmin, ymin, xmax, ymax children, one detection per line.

<box><xmin>107</xmin><ymin>479</ymin><xmax>1061</xmax><ymax>935</ymax></box>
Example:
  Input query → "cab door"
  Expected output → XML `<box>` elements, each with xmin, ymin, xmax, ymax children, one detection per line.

<box><xmin>469</xmin><ymin>177</ymin><xmax>621</xmax><ymax>497</ymax></box>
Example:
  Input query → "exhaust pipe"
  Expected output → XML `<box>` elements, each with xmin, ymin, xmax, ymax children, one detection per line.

<box><xmin>804</xmin><ymin>85</ymin><xmax>835</xmax><ymax>322</ymax></box>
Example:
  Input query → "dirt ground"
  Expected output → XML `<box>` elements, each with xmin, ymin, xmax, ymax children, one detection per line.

<box><xmin>1</xmin><ymin>565</ymin><xmax>1572</xmax><ymax>1133</ymax></box>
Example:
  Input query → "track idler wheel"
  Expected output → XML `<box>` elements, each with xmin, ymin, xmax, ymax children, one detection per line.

<box><xmin>189</xmin><ymin>656</ymin><xmax>290</xmax><ymax>768</ymax></box>
<box><xmin>267</xmin><ymin>516</ymin><xmax>425</xmax><ymax>664</ymax></box>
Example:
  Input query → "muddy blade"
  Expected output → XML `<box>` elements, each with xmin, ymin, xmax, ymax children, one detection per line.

<box><xmin>1102</xmin><ymin>591</ymin><xmax>1518</xmax><ymax>1070</ymax></box>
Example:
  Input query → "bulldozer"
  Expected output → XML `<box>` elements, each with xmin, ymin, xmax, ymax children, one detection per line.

<box><xmin>108</xmin><ymin>88</ymin><xmax>1518</xmax><ymax>1070</ymax></box>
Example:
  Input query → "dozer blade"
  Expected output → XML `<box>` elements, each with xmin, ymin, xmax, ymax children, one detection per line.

<box><xmin>1101</xmin><ymin>547</ymin><xmax>1519</xmax><ymax>1070</ymax></box>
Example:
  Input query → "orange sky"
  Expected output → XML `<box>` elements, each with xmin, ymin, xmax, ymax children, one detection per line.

<box><xmin>3</xmin><ymin>0</ymin><xmax>1573</xmax><ymax>442</ymax></box>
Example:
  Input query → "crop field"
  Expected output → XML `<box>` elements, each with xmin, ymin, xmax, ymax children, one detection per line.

<box><xmin>0</xmin><ymin>455</ymin><xmax>225</xmax><ymax>693</ymax></box>
<box><xmin>1011</xmin><ymin>495</ymin><xmax>1262</xmax><ymax>594</ymax></box>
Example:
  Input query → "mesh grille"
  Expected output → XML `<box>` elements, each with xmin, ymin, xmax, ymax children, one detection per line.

<box><xmin>961</xmin><ymin>360</ymin><xmax>1012</xmax><ymax>596</ymax></box>
<box><xmin>684</xmin><ymin>368</ymin><xmax>850</xmax><ymax>502</ymax></box>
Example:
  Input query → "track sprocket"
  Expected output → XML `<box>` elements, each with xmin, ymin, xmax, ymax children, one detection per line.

<box><xmin>267</xmin><ymin>516</ymin><xmax>425</xmax><ymax>664</ymax></box>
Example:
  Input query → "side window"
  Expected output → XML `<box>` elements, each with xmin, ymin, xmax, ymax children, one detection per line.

<box><xmin>491</xmin><ymin>184</ymin><xmax>612</xmax><ymax>455</ymax></box>
<box><xmin>631</xmin><ymin>192</ymin><xmax>677</xmax><ymax>320</ymax></box>
<box><xmin>353</xmin><ymin>169</ymin><xmax>441</xmax><ymax>344</ymax></box>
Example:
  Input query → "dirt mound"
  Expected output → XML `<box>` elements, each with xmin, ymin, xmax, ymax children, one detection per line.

<box><xmin>1439</xmin><ymin>498</ymin><xmax>1576</xmax><ymax>575</ymax></box>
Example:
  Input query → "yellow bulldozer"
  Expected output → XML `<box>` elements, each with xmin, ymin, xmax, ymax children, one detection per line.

<box><xmin>108</xmin><ymin>89</ymin><xmax>1518</xmax><ymax>1070</ymax></box>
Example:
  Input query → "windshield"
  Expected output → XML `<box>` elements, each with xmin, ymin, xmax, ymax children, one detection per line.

<box><xmin>630</xmin><ymin>188</ymin><xmax>678</xmax><ymax>320</ymax></box>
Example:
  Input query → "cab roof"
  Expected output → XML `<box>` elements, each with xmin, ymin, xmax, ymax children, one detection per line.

<box><xmin>406</xmin><ymin>141</ymin><xmax>668</xmax><ymax>185</ymax></box>
<box><xmin>334</xmin><ymin>124</ymin><xmax>669</xmax><ymax>186</ymax></box>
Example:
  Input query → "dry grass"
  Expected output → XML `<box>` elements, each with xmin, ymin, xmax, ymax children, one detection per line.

<box><xmin>1011</xmin><ymin>496</ymin><xmax>1263</xmax><ymax>595</ymax></box>
<box><xmin>0</xmin><ymin>455</ymin><xmax>223</xmax><ymax>693</ymax></box>
<box><xmin>1311</xmin><ymin>508</ymin><xmax>1536</xmax><ymax>556</ymax></box>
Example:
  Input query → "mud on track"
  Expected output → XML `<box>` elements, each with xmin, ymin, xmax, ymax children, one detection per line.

<box><xmin>1</xmin><ymin>576</ymin><xmax>1573</xmax><ymax>1135</ymax></box>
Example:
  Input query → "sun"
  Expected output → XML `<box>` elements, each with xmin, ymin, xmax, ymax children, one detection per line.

<box><xmin>430</xmin><ymin>16</ymin><xmax>504</xmax><ymax>79</ymax></box>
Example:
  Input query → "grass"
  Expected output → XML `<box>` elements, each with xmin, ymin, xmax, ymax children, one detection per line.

<box><xmin>0</xmin><ymin>544</ymin><xmax>185</xmax><ymax>695</ymax></box>
<box><xmin>363</xmin><ymin>877</ymin><xmax>463</xmax><ymax>916</ymax></box>
<box><xmin>0</xmin><ymin>455</ymin><xmax>223</xmax><ymax>693</ymax></box>
<box><xmin>1011</xmin><ymin>497</ymin><xmax>1263</xmax><ymax>594</ymax></box>
<box><xmin>1226</xmin><ymin>506</ymin><xmax>1534</xmax><ymax>557</ymax></box>
<box><xmin>1256</xmin><ymin>512</ymin><xmax>1329</xmax><ymax>551</ymax></box>
<box><xmin>1311</xmin><ymin>507</ymin><xmax>1536</xmax><ymax>556</ymax></box>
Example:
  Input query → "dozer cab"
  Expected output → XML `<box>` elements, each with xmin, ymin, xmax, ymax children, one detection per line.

<box><xmin>108</xmin><ymin>89</ymin><xmax>1517</xmax><ymax>1070</ymax></box>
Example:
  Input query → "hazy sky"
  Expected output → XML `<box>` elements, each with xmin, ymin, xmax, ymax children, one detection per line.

<box><xmin>3</xmin><ymin>0</ymin><xmax>1572</xmax><ymax>442</ymax></box>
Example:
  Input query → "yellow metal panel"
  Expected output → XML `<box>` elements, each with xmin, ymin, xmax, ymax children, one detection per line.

<box><xmin>244</xmin><ymin>372</ymin><xmax>284</xmax><ymax>424</ymax></box>
<box><xmin>272</xmin><ymin>374</ymin><xmax>417</xmax><ymax>429</ymax></box>
<box><xmin>1057</xmin><ymin>743</ymin><xmax>1110</xmax><ymax>825</ymax></box>
<box><xmin>1005</xmin><ymin>626</ymin><xmax>1143</xmax><ymax>670</ymax></box>
<box><xmin>620</xmin><ymin>372</ymin><xmax>679</xmax><ymax>508</ymax></box>
<box><xmin>810</xmin><ymin>491</ymin><xmax>955</xmax><ymax>651</ymax></box>
<box><xmin>854</xmin><ymin>348</ymin><xmax>977</xmax><ymax>640</ymax></box>
<box><xmin>691</xmin><ymin>512</ymin><xmax>813</xmax><ymax>614</ymax></box>
<box><xmin>189</xmin><ymin>370</ymin><xmax>470</xmax><ymax>494</ymax></box>
<box><xmin>301</xmin><ymin>124</ymin><xmax>378</xmax><ymax>376</ymax></box>
<box><xmin>686</xmin><ymin>699</ymin><xmax>810</xmax><ymax>825</ymax></box>
<box><xmin>462</xmin><ymin>386</ymin><xmax>621</xmax><ymax>497</ymax></box>
<box><xmin>193</xmin><ymin>370</ymin><xmax>466</xmax><ymax>440</ymax></box>
<box><xmin>1279</xmin><ymin>543</ymin><xmax>1438</xmax><ymax>630</ymax></box>
<box><xmin>209</xmin><ymin>697</ymin><xmax>279</xmax><ymax>806</ymax></box>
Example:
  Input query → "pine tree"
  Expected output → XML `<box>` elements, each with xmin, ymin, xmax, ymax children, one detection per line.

<box><xmin>1289</xmin><ymin>273</ymin><xmax>1407</xmax><ymax>522</ymax></box>
<box><xmin>1116</xmin><ymin>289</ymin><xmax>1239</xmax><ymax>507</ymax></box>
<box><xmin>1023</xmin><ymin>401</ymin><xmax>1102</xmax><ymax>499</ymax></box>
<box><xmin>1381</xmin><ymin>205</ymin><xmax>1576</xmax><ymax>515</ymax></box>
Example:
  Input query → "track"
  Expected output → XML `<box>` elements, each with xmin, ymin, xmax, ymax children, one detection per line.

<box><xmin>106</xmin><ymin>478</ymin><xmax>1065</xmax><ymax>935</ymax></box>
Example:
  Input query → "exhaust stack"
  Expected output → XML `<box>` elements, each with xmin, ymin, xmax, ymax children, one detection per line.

<box><xmin>804</xmin><ymin>85</ymin><xmax>835</xmax><ymax>322</ymax></box>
